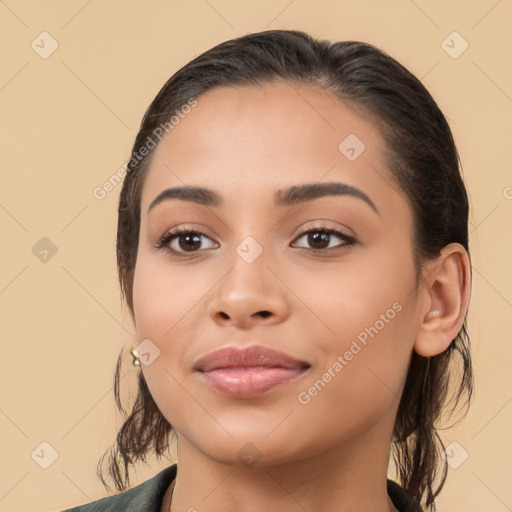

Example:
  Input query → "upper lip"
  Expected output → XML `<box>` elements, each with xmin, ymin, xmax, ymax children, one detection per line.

<box><xmin>194</xmin><ymin>345</ymin><xmax>310</xmax><ymax>372</ymax></box>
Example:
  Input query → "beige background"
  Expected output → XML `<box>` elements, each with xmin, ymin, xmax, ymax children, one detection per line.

<box><xmin>1</xmin><ymin>1</ymin><xmax>511</xmax><ymax>511</ymax></box>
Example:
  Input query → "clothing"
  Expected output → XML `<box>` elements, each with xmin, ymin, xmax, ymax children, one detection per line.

<box><xmin>61</xmin><ymin>463</ymin><xmax>423</xmax><ymax>511</ymax></box>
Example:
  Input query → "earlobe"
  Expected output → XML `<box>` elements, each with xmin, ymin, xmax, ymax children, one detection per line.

<box><xmin>414</xmin><ymin>243</ymin><xmax>471</xmax><ymax>357</ymax></box>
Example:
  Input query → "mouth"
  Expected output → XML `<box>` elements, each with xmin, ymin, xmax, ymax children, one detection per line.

<box><xmin>194</xmin><ymin>345</ymin><xmax>311</xmax><ymax>398</ymax></box>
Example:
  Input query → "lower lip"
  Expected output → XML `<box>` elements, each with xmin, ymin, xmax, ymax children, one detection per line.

<box><xmin>198</xmin><ymin>366</ymin><xmax>308</xmax><ymax>398</ymax></box>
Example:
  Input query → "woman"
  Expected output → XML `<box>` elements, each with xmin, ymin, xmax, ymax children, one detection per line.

<box><xmin>62</xmin><ymin>29</ymin><xmax>473</xmax><ymax>512</ymax></box>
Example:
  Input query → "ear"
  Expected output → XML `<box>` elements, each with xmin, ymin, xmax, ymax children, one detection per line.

<box><xmin>414</xmin><ymin>243</ymin><xmax>471</xmax><ymax>357</ymax></box>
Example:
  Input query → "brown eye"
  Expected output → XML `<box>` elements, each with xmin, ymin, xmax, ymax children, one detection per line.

<box><xmin>305</xmin><ymin>231</ymin><xmax>330</xmax><ymax>250</ymax></box>
<box><xmin>155</xmin><ymin>228</ymin><xmax>217</xmax><ymax>256</ymax></box>
<box><xmin>175</xmin><ymin>232</ymin><xmax>203</xmax><ymax>252</ymax></box>
<box><xmin>293</xmin><ymin>227</ymin><xmax>355</xmax><ymax>252</ymax></box>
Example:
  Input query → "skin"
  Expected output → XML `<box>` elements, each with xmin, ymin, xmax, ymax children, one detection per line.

<box><xmin>130</xmin><ymin>81</ymin><xmax>471</xmax><ymax>512</ymax></box>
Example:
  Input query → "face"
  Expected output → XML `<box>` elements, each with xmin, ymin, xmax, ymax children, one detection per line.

<box><xmin>132</xmin><ymin>81</ymin><xmax>424</xmax><ymax>467</ymax></box>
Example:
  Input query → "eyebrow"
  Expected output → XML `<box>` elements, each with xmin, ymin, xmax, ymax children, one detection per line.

<box><xmin>147</xmin><ymin>182</ymin><xmax>379</xmax><ymax>216</ymax></box>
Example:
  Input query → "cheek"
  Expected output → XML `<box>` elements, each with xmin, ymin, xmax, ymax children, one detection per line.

<box><xmin>132</xmin><ymin>253</ymin><xmax>208</xmax><ymax>336</ymax></box>
<box><xmin>299</xmin><ymin>250</ymin><xmax>413</xmax><ymax>343</ymax></box>
<box><xmin>131</xmin><ymin>256</ymin><xmax>201</xmax><ymax>425</ymax></box>
<box><xmin>294</xmin><ymin>248</ymin><xmax>417</xmax><ymax>400</ymax></box>
<box><xmin>132</xmin><ymin>263</ymin><xmax>170</xmax><ymax>338</ymax></box>
<box><xmin>131</xmin><ymin>252</ymin><xmax>228</xmax><ymax>390</ymax></box>
<box><xmin>293</xmin><ymin>289</ymin><xmax>416</xmax><ymax>448</ymax></box>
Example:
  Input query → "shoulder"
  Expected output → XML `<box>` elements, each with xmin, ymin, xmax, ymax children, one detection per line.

<box><xmin>60</xmin><ymin>464</ymin><xmax>177</xmax><ymax>512</ymax></box>
<box><xmin>61</xmin><ymin>467</ymin><xmax>419</xmax><ymax>511</ymax></box>
<box><xmin>387</xmin><ymin>479</ymin><xmax>424</xmax><ymax>512</ymax></box>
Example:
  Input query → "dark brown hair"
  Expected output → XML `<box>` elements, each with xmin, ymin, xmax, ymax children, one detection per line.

<box><xmin>97</xmin><ymin>29</ymin><xmax>473</xmax><ymax>511</ymax></box>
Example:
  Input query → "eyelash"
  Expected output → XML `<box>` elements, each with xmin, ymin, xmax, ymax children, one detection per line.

<box><xmin>154</xmin><ymin>225</ymin><xmax>356</xmax><ymax>258</ymax></box>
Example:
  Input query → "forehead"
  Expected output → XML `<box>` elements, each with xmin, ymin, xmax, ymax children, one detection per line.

<box><xmin>139</xmin><ymin>81</ymin><xmax>402</xmax><ymax>214</ymax></box>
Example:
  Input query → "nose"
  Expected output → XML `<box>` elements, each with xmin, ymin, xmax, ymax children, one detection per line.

<box><xmin>207</xmin><ymin>246</ymin><xmax>290</xmax><ymax>329</ymax></box>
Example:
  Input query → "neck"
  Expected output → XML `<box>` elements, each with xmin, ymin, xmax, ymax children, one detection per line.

<box><xmin>168</xmin><ymin>417</ymin><xmax>399</xmax><ymax>512</ymax></box>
